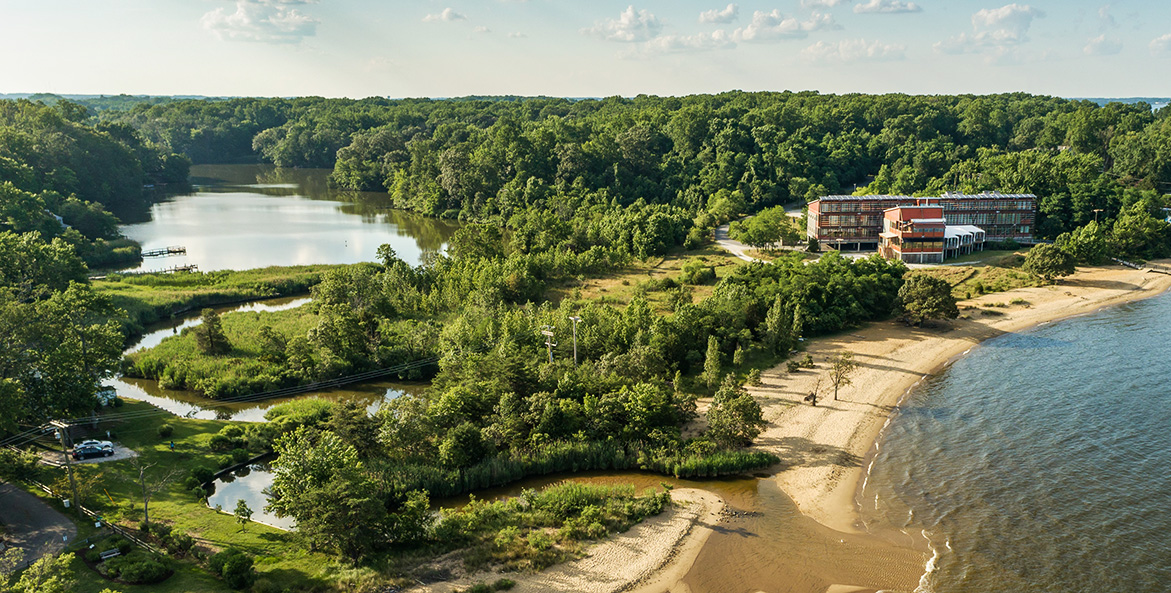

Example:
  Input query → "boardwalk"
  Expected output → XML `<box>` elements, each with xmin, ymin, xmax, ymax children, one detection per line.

<box><xmin>140</xmin><ymin>245</ymin><xmax>187</xmax><ymax>258</ymax></box>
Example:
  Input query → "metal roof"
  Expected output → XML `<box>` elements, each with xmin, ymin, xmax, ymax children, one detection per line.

<box><xmin>818</xmin><ymin>191</ymin><xmax>1035</xmax><ymax>201</ymax></box>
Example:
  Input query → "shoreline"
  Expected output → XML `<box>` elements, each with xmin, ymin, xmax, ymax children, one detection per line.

<box><xmin>415</xmin><ymin>263</ymin><xmax>1171</xmax><ymax>593</ymax></box>
<box><xmin>760</xmin><ymin>263</ymin><xmax>1171</xmax><ymax>535</ymax></box>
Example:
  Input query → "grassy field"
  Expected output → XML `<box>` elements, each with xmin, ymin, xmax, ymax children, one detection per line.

<box><xmin>547</xmin><ymin>245</ymin><xmax>748</xmax><ymax>313</ymax></box>
<box><xmin>125</xmin><ymin>304</ymin><xmax>321</xmax><ymax>397</ymax></box>
<box><xmin>94</xmin><ymin>265</ymin><xmax>348</xmax><ymax>334</ymax></box>
<box><xmin>914</xmin><ymin>251</ymin><xmax>1042</xmax><ymax>300</ymax></box>
<box><xmin>24</xmin><ymin>400</ymin><xmax>334</xmax><ymax>592</ymax></box>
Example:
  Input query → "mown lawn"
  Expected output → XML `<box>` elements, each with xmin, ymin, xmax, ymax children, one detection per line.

<box><xmin>35</xmin><ymin>400</ymin><xmax>337</xmax><ymax>592</ymax></box>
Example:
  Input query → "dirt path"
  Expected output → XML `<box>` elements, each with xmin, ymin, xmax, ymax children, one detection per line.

<box><xmin>0</xmin><ymin>482</ymin><xmax>76</xmax><ymax>571</ymax></box>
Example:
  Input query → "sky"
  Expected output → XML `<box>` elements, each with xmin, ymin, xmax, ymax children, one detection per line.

<box><xmin>0</xmin><ymin>0</ymin><xmax>1168</xmax><ymax>98</ymax></box>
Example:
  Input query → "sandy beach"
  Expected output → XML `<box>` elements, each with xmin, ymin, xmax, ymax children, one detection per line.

<box><xmin>425</xmin><ymin>263</ymin><xmax>1171</xmax><ymax>593</ymax></box>
<box><xmin>753</xmin><ymin>263</ymin><xmax>1171</xmax><ymax>536</ymax></box>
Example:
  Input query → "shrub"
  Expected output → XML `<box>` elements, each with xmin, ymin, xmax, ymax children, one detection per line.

<box><xmin>680</xmin><ymin>260</ymin><xmax>717</xmax><ymax>285</ymax></box>
<box><xmin>785</xmin><ymin>360</ymin><xmax>800</xmax><ymax>373</ymax></box>
<box><xmin>746</xmin><ymin>368</ymin><xmax>762</xmax><ymax>386</ymax></box>
<box><xmin>526</xmin><ymin>531</ymin><xmax>553</xmax><ymax>551</ymax></box>
<box><xmin>190</xmin><ymin>466</ymin><xmax>215</xmax><ymax>484</ymax></box>
<box><xmin>162</xmin><ymin>531</ymin><xmax>195</xmax><ymax>557</ymax></box>
<box><xmin>209</xmin><ymin>549</ymin><xmax>255</xmax><ymax>590</ymax></box>
<box><xmin>105</xmin><ymin>551</ymin><xmax>171</xmax><ymax>584</ymax></box>
<box><xmin>800</xmin><ymin>354</ymin><xmax>814</xmax><ymax>368</ymax></box>
<box><xmin>111</xmin><ymin>397</ymin><xmax>124</xmax><ymax>408</ymax></box>
<box><xmin>492</xmin><ymin>578</ymin><xmax>516</xmax><ymax>591</ymax></box>
<box><xmin>157</xmin><ymin>423</ymin><xmax>174</xmax><ymax>438</ymax></box>
<box><xmin>208</xmin><ymin>434</ymin><xmax>234</xmax><ymax>451</ymax></box>
<box><xmin>230</xmin><ymin>448</ymin><xmax>251</xmax><ymax>464</ymax></box>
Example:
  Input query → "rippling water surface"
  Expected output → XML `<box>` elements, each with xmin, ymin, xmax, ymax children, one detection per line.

<box><xmin>862</xmin><ymin>293</ymin><xmax>1171</xmax><ymax>592</ymax></box>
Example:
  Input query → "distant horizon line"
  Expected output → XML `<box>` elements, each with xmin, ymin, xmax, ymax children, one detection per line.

<box><xmin>1</xmin><ymin>91</ymin><xmax>1168</xmax><ymax>105</ymax></box>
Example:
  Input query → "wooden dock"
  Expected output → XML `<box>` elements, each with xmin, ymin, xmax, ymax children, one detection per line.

<box><xmin>141</xmin><ymin>245</ymin><xmax>187</xmax><ymax>258</ymax></box>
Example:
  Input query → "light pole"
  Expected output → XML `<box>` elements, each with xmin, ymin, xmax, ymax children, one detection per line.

<box><xmin>568</xmin><ymin>316</ymin><xmax>581</xmax><ymax>365</ymax></box>
<box><xmin>1093</xmin><ymin>208</ymin><xmax>1103</xmax><ymax>224</ymax></box>
<box><xmin>540</xmin><ymin>325</ymin><xmax>556</xmax><ymax>364</ymax></box>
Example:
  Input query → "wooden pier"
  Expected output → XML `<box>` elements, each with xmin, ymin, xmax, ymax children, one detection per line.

<box><xmin>141</xmin><ymin>245</ymin><xmax>187</xmax><ymax>258</ymax></box>
<box><xmin>119</xmin><ymin>264</ymin><xmax>199</xmax><ymax>276</ymax></box>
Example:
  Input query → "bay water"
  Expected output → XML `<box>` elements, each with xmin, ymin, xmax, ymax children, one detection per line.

<box><xmin>861</xmin><ymin>292</ymin><xmax>1171</xmax><ymax>592</ymax></box>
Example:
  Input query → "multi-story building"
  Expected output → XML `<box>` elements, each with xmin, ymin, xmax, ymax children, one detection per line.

<box><xmin>877</xmin><ymin>199</ymin><xmax>989</xmax><ymax>264</ymax></box>
<box><xmin>878</xmin><ymin>200</ymin><xmax>947</xmax><ymax>264</ymax></box>
<box><xmin>807</xmin><ymin>191</ymin><xmax>1035</xmax><ymax>249</ymax></box>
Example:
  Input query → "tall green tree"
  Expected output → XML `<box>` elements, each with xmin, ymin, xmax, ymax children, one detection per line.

<box><xmin>896</xmin><ymin>275</ymin><xmax>959</xmax><ymax>326</ymax></box>
<box><xmin>1023</xmin><ymin>243</ymin><xmax>1077</xmax><ymax>282</ymax></box>
<box><xmin>192</xmin><ymin>308</ymin><xmax>231</xmax><ymax>355</ymax></box>
<box><xmin>702</xmin><ymin>335</ymin><xmax>721</xmax><ymax>389</ymax></box>
<box><xmin>268</xmin><ymin>427</ymin><xmax>387</xmax><ymax>561</ymax></box>
<box><xmin>706</xmin><ymin>375</ymin><xmax>766</xmax><ymax>448</ymax></box>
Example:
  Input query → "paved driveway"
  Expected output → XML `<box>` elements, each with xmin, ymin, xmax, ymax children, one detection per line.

<box><xmin>0</xmin><ymin>483</ymin><xmax>76</xmax><ymax>571</ymax></box>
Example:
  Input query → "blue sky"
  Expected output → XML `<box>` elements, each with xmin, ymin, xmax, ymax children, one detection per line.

<box><xmin>1</xmin><ymin>0</ymin><xmax>1167</xmax><ymax>98</ymax></box>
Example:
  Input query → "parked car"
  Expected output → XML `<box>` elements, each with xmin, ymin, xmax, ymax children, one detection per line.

<box><xmin>72</xmin><ymin>445</ymin><xmax>114</xmax><ymax>460</ymax></box>
<box><xmin>77</xmin><ymin>439</ymin><xmax>114</xmax><ymax>451</ymax></box>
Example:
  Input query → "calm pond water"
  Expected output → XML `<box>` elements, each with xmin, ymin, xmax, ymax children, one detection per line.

<box><xmin>207</xmin><ymin>462</ymin><xmax>295</xmax><ymax>530</ymax></box>
<box><xmin>861</xmin><ymin>292</ymin><xmax>1171</xmax><ymax>593</ymax></box>
<box><xmin>120</xmin><ymin>164</ymin><xmax>458</xmax><ymax>271</ymax></box>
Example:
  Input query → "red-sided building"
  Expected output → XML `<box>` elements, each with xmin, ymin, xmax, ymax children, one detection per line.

<box><xmin>879</xmin><ymin>200</ymin><xmax>947</xmax><ymax>264</ymax></box>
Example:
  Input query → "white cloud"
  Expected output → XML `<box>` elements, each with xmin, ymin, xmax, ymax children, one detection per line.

<box><xmin>423</xmin><ymin>8</ymin><xmax>466</xmax><ymax>22</ymax></box>
<box><xmin>1151</xmin><ymin>33</ymin><xmax>1171</xmax><ymax>56</ymax></box>
<box><xmin>854</xmin><ymin>0</ymin><xmax>921</xmax><ymax>14</ymax></box>
<box><xmin>201</xmin><ymin>0</ymin><xmax>319</xmax><ymax>44</ymax></box>
<box><xmin>1098</xmin><ymin>4</ymin><xmax>1117</xmax><ymax>31</ymax></box>
<box><xmin>801</xmin><ymin>0</ymin><xmax>852</xmax><ymax>7</ymax></box>
<box><xmin>642</xmin><ymin>30</ymin><xmax>737</xmax><ymax>53</ymax></box>
<box><xmin>699</xmin><ymin>4</ymin><xmax>739</xmax><ymax>24</ymax></box>
<box><xmin>584</xmin><ymin>6</ymin><xmax>663</xmax><ymax>42</ymax></box>
<box><xmin>508</xmin><ymin>32</ymin><xmax>528</xmax><ymax>38</ymax></box>
<box><xmin>474</xmin><ymin>26</ymin><xmax>491</xmax><ymax>34</ymax></box>
<box><xmin>935</xmin><ymin>3</ymin><xmax>1045</xmax><ymax>57</ymax></box>
<box><xmin>802</xmin><ymin>38</ymin><xmax>906</xmax><ymax>61</ymax></box>
<box><xmin>733</xmin><ymin>10</ymin><xmax>839</xmax><ymax>42</ymax></box>
<box><xmin>1084</xmin><ymin>34</ymin><xmax>1121</xmax><ymax>55</ymax></box>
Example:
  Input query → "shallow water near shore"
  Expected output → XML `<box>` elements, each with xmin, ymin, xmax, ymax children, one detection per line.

<box><xmin>861</xmin><ymin>291</ymin><xmax>1171</xmax><ymax>592</ymax></box>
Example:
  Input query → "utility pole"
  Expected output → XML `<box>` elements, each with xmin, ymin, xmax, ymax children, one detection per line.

<box><xmin>540</xmin><ymin>325</ymin><xmax>556</xmax><ymax>364</ymax></box>
<box><xmin>568</xmin><ymin>316</ymin><xmax>581</xmax><ymax>366</ymax></box>
<box><xmin>50</xmin><ymin>420</ymin><xmax>82</xmax><ymax>520</ymax></box>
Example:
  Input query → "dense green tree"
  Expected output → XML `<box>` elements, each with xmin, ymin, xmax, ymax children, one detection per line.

<box><xmin>1023</xmin><ymin>243</ymin><xmax>1077</xmax><ymax>282</ymax></box>
<box><xmin>702</xmin><ymin>335</ymin><xmax>721</xmax><ymax>388</ymax></box>
<box><xmin>268</xmin><ymin>427</ymin><xmax>387</xmax><ymax>561</ymax></box>
<box><xmin>1055</xmin><ymin>220</ymin><xmax>1109</xmax><ymax>264</ymax></box>
<box><xmin>439</xmin><ymin>421</ymin><xmax>489</xmax><ymax>468</ymax></box>
<box><xmin>0</xmin><ymin>283</ymin><xmax>123</xmax><ymax>428</ymax></box>
<box><xmin>706</xmin><ymin>376</ymin><xmax>766</xmax><ymax>448</ymax></box>
<box><xmin>192</xmin><ymin>308</ymin><xmax>231</xmax><ymax>355</ymax></box>
<box><xmin>8</xmin><ymin>553</ymin><xmax>75</xmax><ymax>593</ymax></box>
<box><xmin>896</xmin><ymin>275</ymin><xmax>959</xmax><ymax>326</ymax></box>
